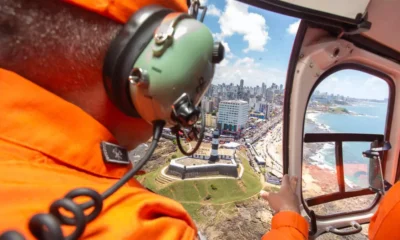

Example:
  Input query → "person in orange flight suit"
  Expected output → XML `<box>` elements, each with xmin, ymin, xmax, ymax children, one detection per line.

<box><xmin>260</xmin><ymin>176</ymin><xmax>400</xmax><ymax>239</ymax></box>
<box><xmin>0</xmin><ymin>0</ymin><xmax>397</xmax><ymax>240</ymax></box>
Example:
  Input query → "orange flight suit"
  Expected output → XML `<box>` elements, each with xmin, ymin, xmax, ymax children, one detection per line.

<box><xmin>0</xmin><ymin>0</ymin><xmax>308</xmax><ymax>238</ymax></box>
<box><xmin>0</xmin><ymin>68</ymin><xmax>198</xmax><ymax>239</ymax></box>
<box><xmin>0</xmin><ymin>69</ymin><xmax>308</xmax><ymax>239</ymax></box>
<box><xmin>369</xmin><ymin>181</ymin><xmax>400</xmax><ymax>239</ymax></box>
<box><xmin>0</xmin><ymin>69</ymin><xmax>309</xmax><ymax>239</ymax></box>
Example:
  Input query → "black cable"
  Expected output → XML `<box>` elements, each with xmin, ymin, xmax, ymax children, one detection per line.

<box><xmin>0</xmin><ymin>120</ymin><xmax>166</xmax><ymax>240</ymax></box>
<box><xmin>176</xmin><ymin>108</ymin><xmax>205</xmax><ymax>156</ymax></box>
<box><xmin>101</xmin><ymin>120</ymin><xmax>164</xmax><ymax>199</ymax></box>
<box><xmin>199</xmin><ymin>6</ymin><xmax>207</xmax><ymax>22</ymax></box>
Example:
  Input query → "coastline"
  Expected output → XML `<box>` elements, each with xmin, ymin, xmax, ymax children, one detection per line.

<box><xmin>303</xmin><ymin>112</ymin><xmax>339</xmax><ymax>195</ymax></box>
<box><xmin>258</xmin><ymin>109</ymin><xmax>369</xmax><ymax>195</ymax></box>
<box><xmin>258</xmin><ymin>114</ymin><xmax>339</xmax><ymax>195</ymax></box>
<box><xmin>304</xmin><ymin>111</ymin><xmax>369</xmax><ymax>192</ymax></box>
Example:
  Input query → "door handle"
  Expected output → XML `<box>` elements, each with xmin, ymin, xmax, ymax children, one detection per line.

<box><xmin>327</xmin><ymin>221</ymin><xmax>362</xmax><ymax>236</ymax></box>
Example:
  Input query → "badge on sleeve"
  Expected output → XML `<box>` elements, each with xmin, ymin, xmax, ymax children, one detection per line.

<box><xmin>100</xmin><ymin>141</ymin><xmax>130</xmax><ymax>165</ymax></box>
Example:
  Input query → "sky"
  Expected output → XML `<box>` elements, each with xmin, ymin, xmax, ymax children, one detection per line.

<box><xmin>201</xmin><ymin>0</ymin><xmax>389</xmax><ymax>100</ymax></box>
<box><xmin>318</xmin><ymin>70</ymin><xmax>388</xmax><ymax>100</ymax></box>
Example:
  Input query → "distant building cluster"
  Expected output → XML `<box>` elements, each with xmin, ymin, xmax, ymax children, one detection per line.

<box><xmin>201</xmin><ymin>80</ymin><xmax>284</xmax><ymax>136</ymax></box>
<box><xmin>309</xmin><ymin>90</ymin><xmax>379</xmax><ymax>106</ymax></box>
<box><xmin>205</xmin><ymin>81</ymin><xmax>284</xmax><ymax>103</ymax></box>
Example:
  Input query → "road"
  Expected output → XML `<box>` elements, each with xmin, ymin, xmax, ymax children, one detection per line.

<box><xmin>242</xmin><ymin>114</ymin><xmax>283</xmax><ymax>176</ymax></box>
<box><xmin>256</xmin><ymin>120</ymin><xmax>283</xmax><ymax>178</ymax></box>
<box><xmin>245</xmin><ymin>115</ymin><xmax>282</xmax><ymax>145</ymax></box>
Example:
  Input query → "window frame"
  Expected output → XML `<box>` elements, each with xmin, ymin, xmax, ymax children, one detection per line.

<box><xmin>300</xmin><ymin>63</ymin><xmax>396</xmax><ymax>220</ymax></box>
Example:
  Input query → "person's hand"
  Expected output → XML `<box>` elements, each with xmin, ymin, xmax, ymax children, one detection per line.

<box><xmin>260</xmin><ymin>174</ymin><xmax>300</xmax><ymax>214</ymax></box>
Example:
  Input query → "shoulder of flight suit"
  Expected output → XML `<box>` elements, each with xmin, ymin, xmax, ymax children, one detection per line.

<box><xmin>1</xmin><ymin>1</ymin><xmax>193</xmax><ymax>238</ymax></box>
<box><xmin>262</xmin><ymin>211</ymin><xmax>309</xmax><ymax>240</ymax></box>
<box><xmin>64</xmin><ymin>0</ymin><xmax>189</xmax><ymax>23</ymax></box>
<box><xmin>369</xmin><ymin>181</ymin><xmax>400</xmax><ymax>239</ymax></box>
<box><xmin>0</xmin><ymin>68</ymin><xmax>197</xmax><ymax>239</ymax></box>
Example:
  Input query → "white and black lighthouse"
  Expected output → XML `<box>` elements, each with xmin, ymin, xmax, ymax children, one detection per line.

<box><xmin>209</xmin><ymin>130</ymin><xmax>220</xmax><ymax>162</ymax></box>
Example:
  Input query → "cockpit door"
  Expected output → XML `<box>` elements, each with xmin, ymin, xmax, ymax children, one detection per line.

<box><xmin>280</xmin><ymin>19</ymin><xmax>398</xmax><ymax>240</ymax></box>
<box><xmin>238</xmin><ymin>0</ymin><xmax>400</xmax><ymax>238</ymax></box>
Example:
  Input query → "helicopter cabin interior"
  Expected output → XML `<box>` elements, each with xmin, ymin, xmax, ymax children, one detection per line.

<box><xmin>239</xmin><ymin>0</ymin><xmax>400</xmax><ymax>238</ymax></box>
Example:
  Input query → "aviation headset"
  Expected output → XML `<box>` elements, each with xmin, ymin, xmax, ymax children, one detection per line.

<box><xmin>0</xmin><ymin>2</ymin><xmax>224</xmax><ymax>240</ymax></box>
<box><xmin>104</xmin><ymin>4</ymin><xmax>224</xmax><ymax>128</ymax></box>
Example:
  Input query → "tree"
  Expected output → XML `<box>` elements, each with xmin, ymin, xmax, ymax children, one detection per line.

<box><xmin>171</xmin><ymin>154</ymin><xmax>177</xmax><ymax>159</ymax></box>
<box><xmin>204</xmin><ymin>194</ymin><xmax>212</xmax><ymax>200</ymax></box>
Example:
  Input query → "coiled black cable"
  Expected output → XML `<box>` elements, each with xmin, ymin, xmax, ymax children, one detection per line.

<box><xmin>176</xmin><ymin>108</ymin><xmax>205</xmax><ymax>156</ymax></box>
<box><xmin>0</xmin><ymin>120</ymin><xmax>166</xmax><ymax>240</ymax></box>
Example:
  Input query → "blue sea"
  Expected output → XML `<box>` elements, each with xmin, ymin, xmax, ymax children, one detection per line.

<box><xmin>305</xmin><ymin>102</ymin><xmax>388</xmax><ymax>187</ymax></box>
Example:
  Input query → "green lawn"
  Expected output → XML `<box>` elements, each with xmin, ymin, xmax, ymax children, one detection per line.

<box><xmin>157</xmin><ymin>177</ymin><xmax>260</xmax><ymax>204</ymax></box>
<box><xmin>158</xmin><ymin>151</ymin><xmax>261</xmax><ymax>203</ymax></box>
<box><xmin>138</xmin><ymin>149</ymin><xmax>262</xmax><ymax>223</ymax></box>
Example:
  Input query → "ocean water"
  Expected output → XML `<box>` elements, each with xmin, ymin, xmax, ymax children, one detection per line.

<box><xmin>305</xmin><ymin>102</ymin><xmax>388</xmax><ymax>187</ymax></box>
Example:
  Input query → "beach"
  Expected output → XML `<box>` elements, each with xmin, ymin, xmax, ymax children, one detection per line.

<box><xmin>258</xmin><ymin>110</ymin><xmax>371</xmax><ymax>201</ymax></box>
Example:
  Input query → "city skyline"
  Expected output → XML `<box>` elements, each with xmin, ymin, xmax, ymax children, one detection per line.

<box><xmin>203</xmin><ymin>0</ymin><xmax>389</xmax><ymax>100</ymax></box>
<box><xmin>208</xmin><ymin>78</ymin><xmax>385</xmax><ymax>101</ymax></box>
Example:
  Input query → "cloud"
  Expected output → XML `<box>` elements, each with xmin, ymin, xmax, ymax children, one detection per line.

<box><xmin>365</xmin><ymin>76</ymin><xmax>381</xmax><ymax>86</ymax></box>
<box><xmin>217</xmin><ymin>0</ymin><xmax>270</xmax><ymax>53</ymax></box>
<box><xmin>287</xmin><ymin>20</ymin><xmax>300</xmax><ymax>35</ymax></box>
<box><xmin>221</xmin><ymin>40</ymin><xmax>234</xmax><ymax>59</ymax></box>
<box><xmin>234</xmin><ymin>57</ymin><xmax>258</xmax><ymax>67</ymax></box>
<box><xmin>212</xmin><ymin>57</ymin><xmax>286</xmax><ymax>87</ymax></box>
<box><xmin>207</xmin><ymin>4</ymin><xmax>222</xmax><ymax>17</ymax></box>
<box><xmin>221</xmin><ymin>40</ymin><xmax>230</xmax><ymax>54</ymax></box>
<box><xmin>219</xmin><ymin>58</ymin><xmax>230</xmax><ymax>67</ymax></box>
<box><xmin>326</xmin><ymin>76</ymin><xmax>339</xmax><ymax>82</ymax></box>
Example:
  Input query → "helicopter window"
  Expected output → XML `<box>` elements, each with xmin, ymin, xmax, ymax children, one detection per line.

<box><xmin>302</xmin><ymin>69</ymin><xmax>389</xmax><ymax>216</ymax></box>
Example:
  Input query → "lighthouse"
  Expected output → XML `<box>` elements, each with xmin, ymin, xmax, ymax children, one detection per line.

<box><xmin>209</xmin><ymin>130</ymin><xmax>220</xmax><ymax>162</ymax></box>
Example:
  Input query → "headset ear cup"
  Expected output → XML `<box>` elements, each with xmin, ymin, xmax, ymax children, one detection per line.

<box><xmin>103</xmin><ymin>5</ymin><xmax>172</xmax><ymax>117</ymax></box>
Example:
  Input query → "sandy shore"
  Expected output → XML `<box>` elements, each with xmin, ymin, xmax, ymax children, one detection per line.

<box><xmin>252</xmin><ymin>110</ymin><xmax>369</xmax><ymax>198</ymax></box>
<box><xmin>257</xmin><ymin>112</ymin><xmax>360</xmax><ymax>196</ymax></box>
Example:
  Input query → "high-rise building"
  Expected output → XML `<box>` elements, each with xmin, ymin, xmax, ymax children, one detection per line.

<box><xmin>265</xmin><ymin>104</ymin><xmax>270</xmax><ymax>119</ymax></box>
<box><xmin>206</xmin><ymin>85</ymin><xmax>214</xmax><ymax>97</ymax></box>
<box><xmin>255</xmin><ymin>101</ymin><xmax>268</xmax><ymax>113</ymax></box>
<box><xmin>249</xmin><ymin>98</ymin><xmax>257</xmax><ymax>108</ymax></box>
<box><xmin>212</xmin><ymin>97</ymin><xmax>220</xmax><ymax>110</ymax></box>
<box><xmin>204</xmin><ymin>101</ymin><xmax>214</xmax><ymax>113</ymax></box>
<box><xmin>266</xmin><ymin>89</ymin><xmax>274</xmax><ymax>102</ymax></box>
<box><xmin>201</xmin><ymin>97</ymin><xmax>208</xmax><ymax>109</ymax></box>
<box><xmin>217</xmin><ymin>100</ymin><xmax>249</xmax><ymax>132</ymax></box>
<box><xmin>238</xmin><ymin>79</ymin><xmax>244</xmax><ymax>100</ymax></box>
<box><xmin>279</xmin><ymin>84</ymin><xmax>283</xmax><ymax>91</ymax></box>
<box><xmin>255</xmin><ymin>85</ymin><xmax>262</xmax><ymax>96</ymax></box>
<box><xmin>205</xmin><ymin>114</ymin><xmax>217</xmax><ymax>128</ymax></box>
<box><xmin>262</xmin><ymin>83</ymin><xmax>266</xmax><ymax>97</ymax></box>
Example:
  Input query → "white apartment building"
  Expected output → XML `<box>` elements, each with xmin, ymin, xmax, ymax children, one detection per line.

<box><xmin>217</xmin><ymin>100</ymin><xmax>249</xmax><ymax>132</ymax></box>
